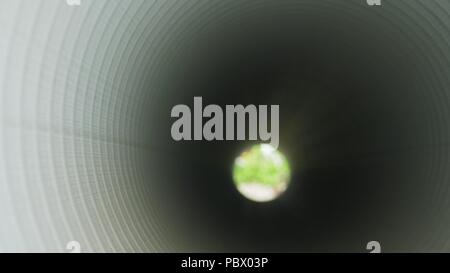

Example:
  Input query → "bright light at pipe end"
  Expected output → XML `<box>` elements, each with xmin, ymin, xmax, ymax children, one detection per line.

<box><xmin>233</xmin><ymin>144</ymin><xmax>291</xmax><ymax>202</ymax></box>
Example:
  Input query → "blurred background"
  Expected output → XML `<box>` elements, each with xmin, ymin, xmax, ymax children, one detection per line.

<box><xmin>0</xmin><ymin>0</ymin><xmax>450</xmax><ymax>252</ymax></box>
